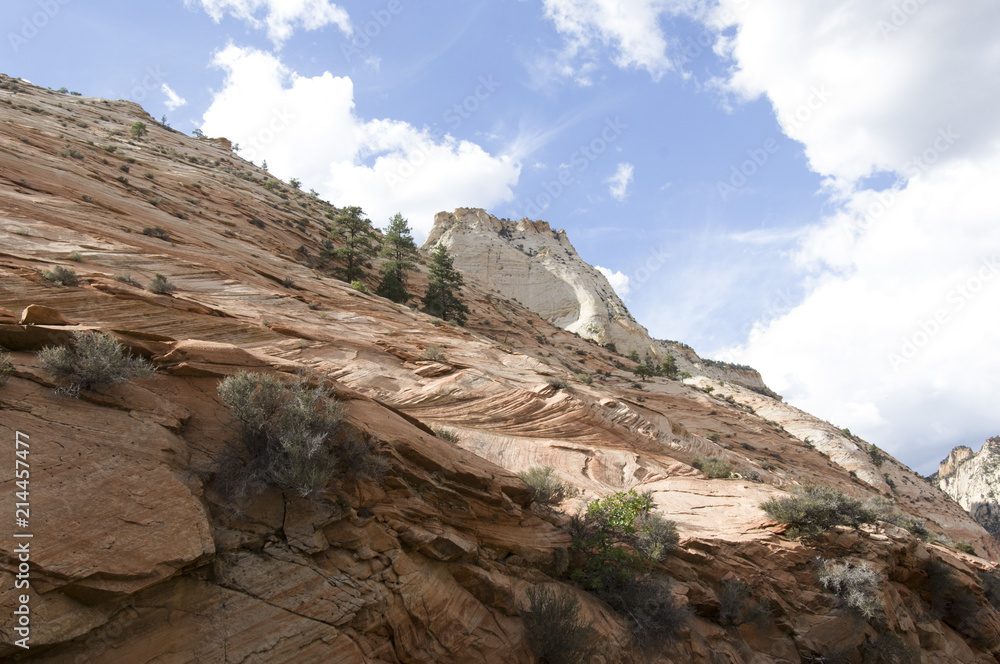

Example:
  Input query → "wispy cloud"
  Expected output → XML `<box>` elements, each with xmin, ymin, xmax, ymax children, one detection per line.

<box><xmin>606</xmin><ymin>162</ymin><xmax>634</xmax><ymax>201</ymax></box>
<box><xmin>161</xmin><ymin>84</ymin><xmax>187</xmax><ymax>111</ymax></box>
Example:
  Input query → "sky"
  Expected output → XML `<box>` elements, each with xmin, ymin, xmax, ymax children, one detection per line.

<box><xmin>2</xmin><ymin>0</ymin><xmax>998</xmax><ymax>474</ymax></box>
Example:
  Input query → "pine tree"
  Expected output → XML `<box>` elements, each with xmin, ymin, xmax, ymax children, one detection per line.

<box><xmin>376</xmin><ymin>213</ymin><xmax>418</xmax><ymax>303</ymax></box>
<box><xmin>422</xmin><ymin>244</ymin><xmax>470</xmax><ymax>325</ymax></box>
<box><xmin>328</xmin><ymin>206</ymin><xmax>380</xmax><ymax>283</ymax></box>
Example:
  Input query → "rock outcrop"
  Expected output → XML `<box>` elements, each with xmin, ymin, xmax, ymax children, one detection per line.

<box><xmin>938</xmin><ymin>437</ymin><xmax>1000</xmax><ymax>539</ymax></box>
<box><xmin>1</xmin><ymin>74</ymin><xmax>999</xmax><ymax>663</ymax></box>
<box><xmin>424</xmin><ymin>208</ymin><xmax>772</xmax><ymax>392</ymax></box>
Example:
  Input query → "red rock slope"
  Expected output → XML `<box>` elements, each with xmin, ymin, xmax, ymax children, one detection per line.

<box><xmin>0</xmin><ymin>75</ymin><xmax>998</xmax><ymax>663</ymax></box>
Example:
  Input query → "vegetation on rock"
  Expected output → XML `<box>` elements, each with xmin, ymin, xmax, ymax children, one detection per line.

<box><xmin>422</xmin><ymin>244</ymin><xmax>470</xmax><ymax>325</ymax></box>
<box><xmin>39</xmin><ymin>331</ymin><xmax>154</xmax><ymax>396</ymax></box>
<box><xmin>376</xmin><ymin>212</ymin><xmax>418</xmax><ymax>303</ymax></box>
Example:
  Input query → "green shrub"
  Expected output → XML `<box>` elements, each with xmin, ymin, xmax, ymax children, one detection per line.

<box><xmin>130</xmin><ymin>121</ymin><xmax>147</xmax><ymax>139</ymax></box>
<box><xmin>0</xmin><ymin>349</ymin><xmax>12</xmax><ymax>387</ymax></box>
<box><xmin>115</xmin><ymin>274</ymin><xmax>141</xmax><ymax>287</ymax></box>
<box><xmin>421</xmin><ymin>345</ymin><xmax>443</xmax><ymax>361</ymax></box>
<box><xmin>570</xmin><ymin>489</ymin><xmax>683</xmax><ymax>649</ymax></box>
<box><xmin>518</xmin><ymin>466</ymin><xmax>578</xmax><ymax>505</ymax></box>
<box><xmin>42</xmin><ymin>265</ymin><xmax>79</xmax><ymax>286</ymax></box>
<box><xmin>38</xmin><ymin>331</ymin><xmax>154</xmax><ymax>396</ymax></box>
<box><xmin>350</xmin><ymin>280</ymin><xmax>368</xmax><ymax>293</ymax></box>
<box><xmin>760</xmin><ymin>460</ymin><xmax>777</xmax><ymax>471</ymax></box>
<box><xmin>760</xmin><ymin>485</ymin><xmax>901</xmax><ymax>537</ymax></box>
<box><xmin>142</xmin><ymin>226</ymin><xmax>171</xmax><ymax>241</ymax></box>
<box><xmin>67</xmin><ymin>250</ymin><xmax>83</xmax><ymax>262</ymax></box>
<box><xmin>575</xmin><ymin>372</ymin><xmax>593</xmax><ymax>385</ymax></box>
<box><xmin>868</xmin><ymin>444</ymin><xmax>885</xmax><ymax>467</ymax></box>
<box><xmin>818</xmin><ymin>559</ymin><xmax>883</xmax><ymax>622</ymax></box>
<box><xmin>522</xmin><ymin>586</ymin><xmax>595</xmax><ymax>664</ymax></box>
<box><xmin>216</xmin><ymin>372</ymin><xmax>388</xmax><ymax>501</ymax></box>
<box><xmin>433</xmin><ymin>427</ymin><xmax>460</xmax><ymax>443</ymax></box>
<box><xmin>954</xmin><ymin>541</ymin><xmax>976</xmax><ymax>555</ymax></box>
<box><xmin>693</xmin><ymin>456</ymin><xmax>732</xmax><ymax>479</ymax></box>
<box><xmin>147</xmin><ymin>273</ymin><xmax>176</xmax><ymax>295</ymax></box>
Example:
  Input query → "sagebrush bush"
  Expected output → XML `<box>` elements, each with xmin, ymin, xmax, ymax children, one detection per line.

<box><xmin>760</xmin><ymin>485</ymin><xmax>904</xmax><ymax>537</ymax></box>
<box><xmin>142</xmin><ymin>226</ymin><xmax>171</xmax><ymax>241</ymax></box>
<box><xmin>818</xmin><ymin>559</ymin><xmax>883</xmax><ymax>622</ymax></box>
<box><xmin>693</xmin><ymin>456</ymin><xmax>732</xmax><ymax>479</ymax></box>
<box><xmin>547</xmin><ymin>376</ymin><xmax>569</xmax><ymax>390</ymax></box>
<box><xmin>0</xmin><ymin>349</ymin><xmax>12</xmax><ymax>387</ymax></box>
<box><xmin>717</xmin><ymin>580</ymin><xmax>772</xmax><ymax>628</ymax></box>
<box><xmin>42</xmin><ymin>265</ymin><xmax>79</xmax><ymax>286</ymax></box>
<box><xmin>216</xmin><ymin>372</ymin><xmax>387</xmax><ymax>501</ymax></box>
<box><xmin>632</xmin><ymin>511</ymin><xmax>679</xmax><ymax>562</ymax></box>
<box><xmin>954</xmin><ymin>541</ymin><xmax>976</xmax><ymax>555</ymax></box>
<box><xmin>518</xmin><ymin>466</ymin><xmax>578</xmax><ymax>505</ymax></box>
<box><xmin>38</xmin><ymin>331</ymin><xmax>154</xmax><ymax>396</ymax></box>
<box><xmin>421</xmin><ymin>344</ymin><xmax>443</xmax><ymax>361</ymax></box>
<box><xmin>522</xmin><ymin>586</ymin><xmax>595</xmax><ymax>664</ymax></box>
<box><xmin>147</xmin><ymin>273</ymin><xmax>176</xmax><ymax>295</ymax></box>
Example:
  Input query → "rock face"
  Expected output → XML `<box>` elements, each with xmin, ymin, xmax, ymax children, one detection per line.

<box><xmin>938</xmin><ymin>438</ymin><xmax>1000</xmax><ymax>539</ymax></box>
<box><xmin>1</xmin><ymin>75</ymin><xmax>1000</xmax><ymax>664</ymax></box>
<box><xmin>425</xmin><ymin>209</ymin><xmax>649</xmax><ymax>353</ymax></box>
<box><xmin>424</xmin><ymin>208</ymin><xmax>771</xmax><ymax>392</ymax></box>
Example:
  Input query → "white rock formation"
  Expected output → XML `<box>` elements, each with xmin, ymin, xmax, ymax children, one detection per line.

<box><xmin>938</xmin><ymin>437</ymin><xmax>1000</xmax><ymax>539</ymax></box>
<box><xmin>424</xmin><ymin>208</ymin><xmax>772</xmax><ymax>391</ymax></box>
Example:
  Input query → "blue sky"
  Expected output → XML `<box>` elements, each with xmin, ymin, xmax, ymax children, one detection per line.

<box><xmin>3</xmin><ymin>0</ymin><xmax>999</xmax><ymax>474</ymax></box>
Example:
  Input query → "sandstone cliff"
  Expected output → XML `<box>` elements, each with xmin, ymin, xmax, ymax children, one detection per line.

<box><xmin>1</xmin><ymin>74</ymin><xmax>999</xmax><ymax>663</ymax></box>
<box><xmin>938</xmin><ymin>438</ymin><xmax>1000</xmax><ymax>539</ymax></box>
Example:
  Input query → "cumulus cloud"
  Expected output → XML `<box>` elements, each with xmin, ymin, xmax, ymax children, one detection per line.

<box><xmin>708</xmin><ymin>0</ymin><xmax>1000</xmax><ymax>471</ymax></box>
<box><xmin>161</xmin><ymin>84</ymin><xmax>187</xmax><ymax>111</ymax></box>
<box><xmin>606</xmin><ymin>162</ymin><xmax>634</xmax><ymax>201</ymax></box>
<box><xmin>188</xmin><ymin>0</ymin><xmax>351</xmax><ymax>45</ymax></box>
<box><xmin>596</xmin><ymin>265</ymin><xmax>631</xmax><ymax>299</ymax></box>
<box><xmin>541</xmin><ymin>0</ymin><xmax>676</xmax><ymax>81</ymax></box>
<box><xmin>200</xmin><ymin>45</ymin><xmax>520</xmax><ymax>237</ymax></box>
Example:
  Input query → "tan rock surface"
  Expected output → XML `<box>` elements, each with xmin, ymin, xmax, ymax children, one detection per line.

<box><xmin>0</xmin><ymin>76</ymin><xmax>998</xmax><ymax>663</ymax></box>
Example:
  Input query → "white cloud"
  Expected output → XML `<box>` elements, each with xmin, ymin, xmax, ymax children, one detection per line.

<box><xmin>200</xmin><ymin>45</ymin><xmax>520</xmax><ymax>238</ymax></box>
<box><xmin>161</xmin><ymin>84</ymin><xmax>187</xmax><ymax>111</ymax></box>
<box><xmin>606</xmin><ymin>162</ymin><xmax>634</xmax><ymax>201</ymax></box>
<box><xmin>188</xmin><ymin>0</ymin><xmax>351</xmax><ymax>45</ymax></box>
<box><xmin>708</xmin><ymin>0</ymin><xmax>1000</xmax><ymax>471</ymax></box>
<box><xmin>540</xmin><ymin>0</ymin><xmax>675</xmax><ymax>81</ymax></box>
<box><xmin>596</xmin><ymin>265</ymin><xmax>631</xmax><ymax>299</ymax></box>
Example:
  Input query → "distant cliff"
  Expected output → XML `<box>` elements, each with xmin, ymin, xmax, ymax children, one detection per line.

<box><xmin>938</xmin><ymin>437</ymin><xmax>1000</xmax><ymax>539</ymax></box>
<box><xmin>424</xmin><ymin>208</ymin><xmax>772</xmax><ymax>391</ymax></box>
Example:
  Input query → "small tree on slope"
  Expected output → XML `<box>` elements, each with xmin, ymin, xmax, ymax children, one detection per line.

<box><xmin>422</xmin><ymin>244</ymin><xmax>470</xmax><ymax>325</ymax></box>
<box><xmin>327</xmin><ymin>206</ymin><xmax>380</xmax><ymax>283</ymax></box>
<box><xmin>376</xmin><ymin>212</ymin><xmax>418</xmax><ymax>303</ymax></box>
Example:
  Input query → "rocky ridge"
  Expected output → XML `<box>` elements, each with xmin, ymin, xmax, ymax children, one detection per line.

<box><xmin>423</xmin><ymin>208</ymin><xmax>771</xmax><ymax>392</ymax></box>
<box><xmin>0</xmin><ymin>74</ymin><xmax>998</xmax><ymax>663</ymax></box>
<box><xmin>938</xmin><ymin>438</ymin><xmax>1000</xmax><ymax>539</ymax></box>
